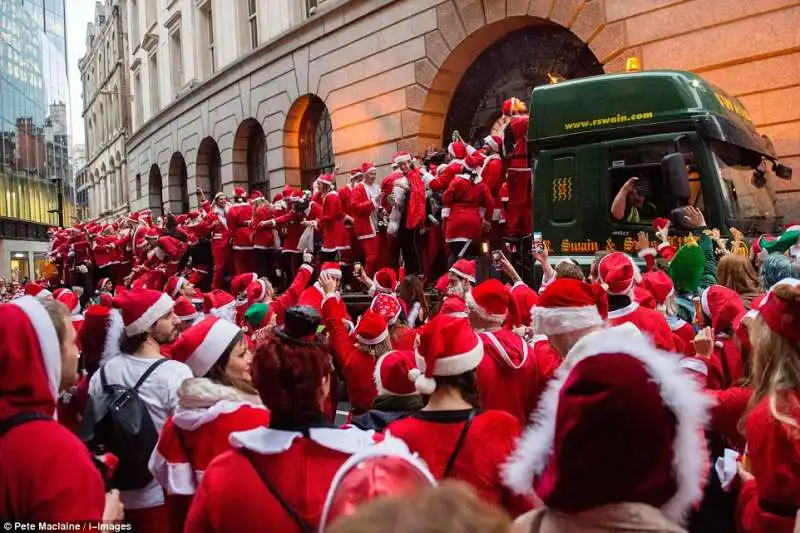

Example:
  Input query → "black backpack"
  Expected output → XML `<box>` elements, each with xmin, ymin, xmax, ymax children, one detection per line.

<box><xmin>80</xmin><ymin>358</ymin><xmax>168</xmax><ymax>491</ymax></box>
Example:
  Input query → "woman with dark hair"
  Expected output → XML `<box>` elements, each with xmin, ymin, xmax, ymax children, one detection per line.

<box><xmin>184</xmin><ymin>307</ymin><xmax>378</xmax><ymax>533</ymax></box>
<box><xmin>387</xmin><ymin>314</ymin><xmax>531</xmax><ymax>517</ymax></box>
<box><xmin>150</xmin><ymin>315</ymin><xmax>268</xmax><ymax>532</ymax></box>
<box><xmin>397</xmin><ymin>275</ymin><xmax>430</xmax><ymax>328</ymax></box>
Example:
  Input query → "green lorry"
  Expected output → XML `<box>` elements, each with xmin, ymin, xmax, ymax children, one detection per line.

<box><xmin>529</xmin><ymin>70</ymin><xmax>793</xmax><ymax>268</ymax></box>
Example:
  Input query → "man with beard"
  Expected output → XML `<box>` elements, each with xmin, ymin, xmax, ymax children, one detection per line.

<box><xmin>447</xmin><ymin>258</ymin><xmax>476</xmax><ymax>298</ymax></box>
<box><xmin>88</xmin><ymin>289</ymin><xmax>192</xmax><ymax>532</ymax></box>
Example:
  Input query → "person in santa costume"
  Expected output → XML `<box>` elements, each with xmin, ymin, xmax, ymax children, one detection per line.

<box><xmin>696</xmin><ymin>284</ymin><xmax>746</xmax><ymax>390</ymax></box>
<box><xmin>23</xmin><ymin>281</ymin><xmax>53</xmax><ymax>301</ymax></box>
<box><xmin>184</xmin><ymin>306</ymin><xmax>378</xmax><ymax>533</ymax></box>
<box><xmin>230</xmin><ymin>272</ymin><xmax>258</xmax><ymax>326</ymax></box>
<box><xmin>56</xmin><ymin>289</ymin><xmax>85</xmax><ymax>339</ymax></box>
<box><xmin>250</xmin><ymin>191</ymin><xmax>282</xmax><ymax>283</ymax></box>
<box><xmin>480</xmin><ymin>134</ymin><xmax>506</xmax><ymax>238</ymax></box>
<box><xmin>320</xmin><ymin>276</ymin><xmax>391</xmax><ymax>414</ymax></box>
<box><xmin>225</xmin><ymin>186</ymin><xmax>256</xmax><ymax>275</ymax></box>
<box><xmin>172</xmin><ymin>295</ymin><xmax>202</xmax><ymax>330</ymax></box>
<box><xmin>640</xmin><ymin>270</ymin><xmax>697</xmax><ymax>355</ymax></box>
<box><xmin>246</xmin><ymin>251</ymin><xmax>314</xmax><ymax>326</ymax></box>
<box><xmin>735</xmin><ymin>279</ymin><xmax>800</xmax><ymax>533</ymax></box>
<box><xmin>361</xmin><ymin>266</ymin><xmax>397</xmax><ymax>297</ymax></box>
<box><xmin>502</xmin><ymin>322</ymin><xmax>712</xmax><ymax>533</ymax></box>
<box><xmin>442</xmin><ymin>153</ymin><xmax>493</xmax><ymax>264</ymax></box>
<box><xmin>198</xmin><ymin>189</ymin><xmax>232</xmax><ymax>290</ymax></box>
<box><xmin>387</xmin><ymin>314</ymin><xmax>532</xmax><ymax>517</ymax></box>
<box><xmin>386</xmin><ymin>151</ymin><xmax>426</xmax><ymax>275</ymax></box>
<box><xmin>88</xmin><ymin>289</ymin><xmax>193</xmax><ymax>532</ymax></box>
<box><xmin>446</xmin><ymin>258</ymin><xmax>476</xmax><ymax>298</ymax></box>
<box><xmin>467</xmin><ymin>279</ymin><xmax>557</xmax><ymax>425</ymax></box>
<box><xmin>349</xmin><ymin>350</ymin><xmax>424</xmax><ymax>432</ymax></box>
<box><xmin>150</xmin><ymin>315</ymin><xmax>269</xmax><ymax>532</ymax></box>
<box><xmin>202</xmin><ymin>290</ymin><xmax>238</xmax><ymax>324</ymax></box>
<box><xmin>0</xmin><ymin>296</ymin><xmax>110</xmax><ymax>522</ymax></box>
<box><xmin>315</xmin><ymin>173</ymin><xmax>350</xmax><ymax>260</ymax></box>
<box><xmin>319</xmin><ymin>435</ymin><xmax>436</xmax><ymax>531</ymax></box>
<box><xmin>598</xmin><ymin>252</ymin><xmax>677</xmax><ymax>352</ymax></box>
<box><xmin>369</xmin><ymin>291</ymin><xmax>415</xmax><ymax>350</ymax></box>
<box><xmin>501</xmin><ymin>97</ymin><xmax>532</xmax><ymax>239</ymax></box>
<box><xmin>350</xmin><ymin>161</ymin><xmax>382</xmax><ymax>277</ymax></box>
<box><xmin>269</xmin><ymin>190</ymin><xmax>323</xmax><ymax>281</ymax></box>
<box><xmin>298</xmin><ymin>261</ymin><xmax>342</xmax><ymax>311</ymax></box>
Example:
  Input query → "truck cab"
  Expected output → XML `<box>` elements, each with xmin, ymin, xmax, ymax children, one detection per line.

<box><xmin>530</xmin><ymin>70</ymin><xmax>792</xmax><ymax>271</ymax></box>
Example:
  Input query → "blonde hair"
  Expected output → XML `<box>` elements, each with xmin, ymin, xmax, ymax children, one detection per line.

<box><xmin>748</xmin><ymin>283</ymin><xmax>800</xmax><ymax>432</ymax></box>
<box><xmin>42</xmin><ymin>298</ymin><xmax>71</xmax><ymax>347</ymax></box>
<box><xmin>328</xmin><ymin>481</ymin><xmax>511</xmax><ymax>533</ymax></box>
<box><xmin>358</xmin><ymin>337</ymin><xmax>392</xmax><ymax>358</ymax></box>
<box><xmin>717</xmin><ymin>254</ymin><xmax>761</xmax><ymax>296</ymax></box>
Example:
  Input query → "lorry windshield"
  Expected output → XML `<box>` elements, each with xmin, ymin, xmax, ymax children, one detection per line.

<box><xmin>710</xmin><ymin>142</ymin><xmax>777</xmax><ymax>220</ymax></box>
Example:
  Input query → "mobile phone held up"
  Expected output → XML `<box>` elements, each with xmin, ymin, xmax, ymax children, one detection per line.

<box><xmin>533</xmin><ymin>232</ymin><xmax>544</xmax><ymax>254</ymax></box>
<box><xmin>491</xmin><ymin>250</ymin><xmax>503</xmax><ymax>270</ymax></box>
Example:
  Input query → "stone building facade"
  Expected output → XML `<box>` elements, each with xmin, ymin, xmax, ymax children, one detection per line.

<box><xmin>80</xmin><ymin>1</ymin><xmax>132</xmax><ymax>221</ymax></box>
<box><xmin>126</xmin><ymin>0</ymin><xmax>800</xmax><ymax>218</ymax></box>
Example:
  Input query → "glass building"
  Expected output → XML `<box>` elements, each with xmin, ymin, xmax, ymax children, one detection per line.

<box><xmin>0</xmin><ymin>0</ymin><xmax>74</xmax><ymax>280</ymax></box>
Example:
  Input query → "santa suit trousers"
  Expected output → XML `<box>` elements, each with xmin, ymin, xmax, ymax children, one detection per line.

<box><xmin>210</xmin><ymin>240</ymin><xmax>229</xmax><ymax>290</ymax></box>
<box><xmin>359</xmin><ymin>236</ymin><xmax>380</xmax><ymax>277</ymax></box>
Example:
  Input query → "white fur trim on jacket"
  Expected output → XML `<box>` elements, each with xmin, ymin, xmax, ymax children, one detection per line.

<box><xmin>12</xmin><ymin>296</ymin><xmax>61</xmax><ymax>401</ymax></box>
<box><xmin>126</xmin><ymin>292</ymin><xmax>175</xmax><ymax>336</ymax></box>
<box><xmin>465</xmin><ymin>291</ymin><xmax>507</xmax><ymax>325</ymax></box>
<box><xmin>501</xmin><ymin>323</ymin><xmax>712</xmax><ymax>525</ymax></box>
<box><xmin>209</xmin><ymin>300</ymin><xmax>237</xmax><ymax>323</ymax></box>
<box><xmin>229</xmin><ymin>426</ymin><xmax>376</xmax><ymax>455</ymax></box>
<box><xmin>606</xmin><ymin>301</ymin><xmax>639</xmax><ymax>320</ymax></box>
<box><xmin>532</xmin><ymin>305</ymin><xmax>604</xmax><ymax>336</ymax></box>
<box><xmin>148</xmin><ymin>446</ymin><xmax>205</xmax><ymax>495</ymax></box>
<box><xmin>319</xmin><ymin>435</ymin><xmax>435</xmax><ymax>532</ymax></box>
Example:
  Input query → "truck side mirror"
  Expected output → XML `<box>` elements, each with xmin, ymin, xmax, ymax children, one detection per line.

<box><xmin>661</xmin><ymin>153</ymin><xmax>690</xmax><ymax>199</ymax></box>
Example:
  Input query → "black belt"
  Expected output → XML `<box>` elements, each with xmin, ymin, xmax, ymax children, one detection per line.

<box><xmin>759</xmin><ymin>499</ymin><xmax>799</xmax><ymax>518</ymax></box>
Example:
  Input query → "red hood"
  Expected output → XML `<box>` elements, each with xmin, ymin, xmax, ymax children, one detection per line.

<box><xmin>0</xmin><ymin>297</ymin><xmax>61</xmax><ymax>420</ymax></box>
<box><xmin>702</xmin><ymin>285</ymin><xmax>745</xmax><ymax>332</ymax></box>
<box><xmin>479</xmin><ymin>329</ymin><xmax>528</xmax><ymax>369</ymax></box>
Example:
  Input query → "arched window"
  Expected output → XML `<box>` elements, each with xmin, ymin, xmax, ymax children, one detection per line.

<box><xmin>197</xmin><ymin>137</ymin><xmax>222</xmax><ymax>198</ymax></box>
<box><xmin>299</xmin><ymin>96</ymin><xmax>333</xmax><ymax>189</ymax></box>
<box><xmin>233</xmin><ymin>118</ymin><xmax>268</xmax><ymax>195</ymax></box>
<box><xmin>149</xmin><ymin>163</ymin><xmax>163</xmax><ymax>216</ymax></box>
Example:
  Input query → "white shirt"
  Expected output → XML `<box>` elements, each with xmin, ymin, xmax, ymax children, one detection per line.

<box><xmin>89</xmin><ymin>354</ymin><xmax>193</xmax><ymax>509</ymax></box>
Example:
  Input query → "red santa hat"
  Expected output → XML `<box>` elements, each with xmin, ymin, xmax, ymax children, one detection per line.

<box><xmin>250</xmin><ymin>190</ymin><xmax>264</xmax><ymax>201</ymax></box>
<box><xmin>319</xmin><ymin>436</ymin><xmax>436</xmax><ymax>532</ymax></box>
<box><xmin>96</xmin><ymin>278</ymin><xmax>111</xmax><ymax>292</ymax></box>
<box><xmin>483</xmin><ymin>135</ymin><xmax>503</xmax><ymax>153</ymax></box>
<box><xmin>97</xmin><ymin>292</ymin><xmax>113</xmax><ymax>308</ymax></box>
<box><xmin>361</xmin><ymin>161</ymin><xmax>376</xmax><ymax>174</ymax></box>
<box><xmin>78</xmin><ymin>305</ymin><xmax>124</xmax><ymax>370</ymax></box>
<box><xmin>700</xmin><ymin>285</ymin><xmax>745</xmax><ymax>332</ymax></box>
<box><xmin>373</xmin><ymin>268</ymin><xmax>397</xmax><ymax>293</ymax></box>
<box><xmin>449</xmin><ymin>259</ymin><xmax>476</xmax><ymax>284</ymax></box>
<box><xmin>640</xmin><ymin>271</ymin><xmax>674</xmax><ymax>306</ymax></box>
<box><xmin>374</xmin><ymin>350</ymin><xmax>418</xmax><ymax>396</ymax></box>
<box><xmin>52</xmin><ymin>287</ymin><xmax>71</xmax><ymax>300</ymax></box>
<box><xmin>163</xmin><ymin>276</ymin><xmax>188</xmax><ymax>299</ymax></box>
<box><xmin>447</xmin><ymin>141</ymin><xmax>468</xmax><ymax>160</ymax></box>
<box><xmin>173</xmin><ymin>295</ymin><xmax>201</xmax><ymax>323</ymax></box>
<box><xmin>202</xmin><ymin>290</ymin><xmax>236</xmax><ymax>321</ymax></box>
<box><xmin>532</xmin><ymin>278</ymin><xmax>608</xmax><ymax>336</ymax></box>
<box><xmin>633</xmin><ymin>286</ymin><xmax>657</xmax><ymax>310</ymax></box>
<box><xmin>354</xmin><ymin>309</ymin><xmax>389</xmax><ymax>346</ymax></box>
<box><xmin>463</xmin><ymin>153</ymin><xmax>484</xmax><ymax>173</ymax></box>
<box><xmin>321</xmin><ymin>262</ymin><xmax>342</xmax><ymax>278</ymax></box>
<box><xmin>465</xmin><ymin>279</ymin><xmax>512</xmax><ymax>326</ymax></box>
<box><xmin>392</xmin><ymin>151</ymin><xmax>412</xmax><ymax>165</ymax></box>
<box><xmin>349</xmin><ymin>168</ymin><xmax>362</xmax><ymax>181</ymax></box>
<box><xmin>501</xmin><ymin>97</ymin><xmax>527</xmax><ymax>116</ymax></box>
<box><xmin>246</xmin><ymin>279</ymin><xmax>270</xmax><ymax>306</ymax></box>
<box><xmin>2</xmin><ymin>297</ymin><xmax>62</xmax><ymax>412</ymax></box>
<box><xmin>502</xmin><ymin>324</ymin><xmax>712</xmax><ymax>524</ymax></box>
<box><xmin>434</xmin><ymin>273</ymin><xmax>449</xmax><ymax>295</ymax></box>
<box><xmin>408</xmin><ymin>315</ymin><xmax>482</xmax><ymax>395</ymax></box>
<box><xmin>56</xmin><ymin>290</ymin><xmax>81</xmax><ymax>316</ymax></box>
<box><xmin>597</xmin><ymin>252</ymin><xmax>642</xmax><ymax>295</ymax></box>
<box><xmin>113</xmin><ymin>289</ymin><xmax>175</xmax><ymax>336</ymax></box>
<box><xmin>231</xmin><ymin>273</ymin><xmax>258</xmax><ymax>298</ymax></box>
<box><xmin>24</xmin><ymin>282</ymin><xmax>52</xmax><ymax>301</ymax></box>
<box><xmin>233</xmin><ymin>186</ymin><xmax>247</xmax><ymax>199</ymax></box>
<box><xmin>439</xmin><ymin>295</ymin><xmax>468</xmax><ymax>318</ymax></box>
<box><xmin>758</xmin><ymin>278</ymin><xmax>800</xmax><ymax>343</ymax></box>
<box><xmin>369</xmin><ymin>293</ymin><xmax>403</xmax><ymax>325</ymax></box>
<box><xmin>145</xmin><ymin>227</ymin><xmax>159</xmax><ymax>239</ymax></box>
<box><xmin>653</xmin><ymin>217</ymin><xmax>670</xmax><ymax>232</ymax></box>
<box><xmin>317</xmin><ymin>174</ymin><xmax>335</xmax><ymax>187</ymax></box>
<box><xmin>171</xmin><ymin>316</ymin><xmax>243</xmax><ymax>377</ymax></box>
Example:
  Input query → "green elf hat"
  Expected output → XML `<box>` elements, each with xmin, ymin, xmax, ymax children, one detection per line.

<box><xmin>244</xmin><ymin>302</ymin><xmax>270</xmax><ymax>330</ymax></box>
<box><xmin>668</xmin><ymin>235</ymin><xmax>705</xmax><ymax>293</ymax></box>
<box><xmin>760</xmin><ymin>223</ymin><xmax>800</xmax><ymax>255</ymax></box>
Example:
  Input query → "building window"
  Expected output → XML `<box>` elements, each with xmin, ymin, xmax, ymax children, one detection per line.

<box><xmin>199</xmin><ymin>3</ymin><xmax>215</xmax><ymax>77</ymax></box>
<box><xmin>135</xmin><ymin>173</ymin><xmax>142</xmax><ymax>199</ymax></box>
<box><xmin>130</xmin><ymin>0</ymin><xmax>140</xmax><ymax>45</ymax></box>
<box><xmin>133</xmin><ymin>71</ymin><xmax>143</xmax><ymax>129</ymax></box>
<box><xmin>170</xmin><ymin>28</ymin><xmax>183</xmax><ymax>96</ymax></box>
<box><xmin>248</xmin><ymin>0</ymin><xmax>258</xmax><ymax>50</ymax></box>
<box><xmin>149</xmin><ymin>52</ymin><xmax>160</xmax><ymax>115</ymax></box>
<box><xmin>299</xmin><ymin>96</ymin><xmax>334</xmax><ymax>189</ymax></box>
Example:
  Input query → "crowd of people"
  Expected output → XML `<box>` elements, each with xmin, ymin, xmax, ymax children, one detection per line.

<box><xmin>2</xmin><ymin>95</ymin><xmax>800</xmax><ymax>533</ymax></box>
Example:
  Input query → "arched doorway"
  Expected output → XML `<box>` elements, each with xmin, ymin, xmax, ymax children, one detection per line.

<box><xmin>148</xmin><ymin>163</ymin><xmax>163</xmax><ymax>216</ymax></box>
<box><xmin>443</xmin><ymin>25</ymin><xmax>603</xmax><ymax>145</ymax></box>
<box><xmin>232</xmin><ymin>118</ymin><xmax>268</xmax><ymax>195</ymax></box>
<box><xmin>196</xmin><ymin>137</ymin><xmax>222</xmax><ymax>198</ymax></box>
<box><xmin>168</xmin><ymin>152</ymin><xmax>190</xmax><ymax>214</ymax></box>
<box><xmin>299</xmin><ymin>96</ymin><xmax>334</xmax><ymax>188</ymax></box>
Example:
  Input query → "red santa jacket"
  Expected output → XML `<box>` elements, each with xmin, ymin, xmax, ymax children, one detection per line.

<box><xmin>442</xmin><ymin>176</ymin><xmax>493</xmax><ymax>243</ymax></box>
<box><xmin>257</xmin><ymin>263</ymin><xmax>313</xmax><ymax>325</ymax></box>
<box><xmin>475</xmin><ymin>329</ymin><xmax>558</xmax><ymax>426</ymax></box>
<box><xmin>150</xmin><ymin>378</ymin><xmax>269</xmax><ymax>532</ymax></box>
<box><xmin>274</xmin><ymin>202</ymin><xmax>322</xmax><ymax>253</ymax></box>
<box><xmin>707</xmin><ymin>386</ymin><xmax>750</xmax><ymax>453</ymax></box>
<box><xmin>707</xmin><ymin>336</ymin><xmax>745</xmax><ymax>391</ymax></box>
<box><xmin>504</xmin><ymin>114</ymin><xmax>529</xmax><ymax>170</ymax></box>
<box><xmin>480</xmin><ymin>154</ymin><xmax>505</xmax><ymax>222</ymax></box>
<box><xmin>318</xmin><ymin>191</ymin><xmax>350</xmax><ymax>252</ymax></box>
<box><xmin>202</xmin><ymin>201</ymin><xmax>231</xmax><ymax>244</ymax></box>
<box><xmin>607</xmin><ymin>300</ymin><xmax>677</xmax><ymax>352</ymax></box>
<box><xmin>227</xmin><ymin>202</ymin><xmax>255</xmax><ymax>250</ymax></box>
<box><xmin>297</xmin><ymin>282</ymin><xmax>325</xmax><ymax>311</ymax></box>
<box><xmin>321</xmin><ymin>296</ymin><xmax>376</xmax><ymax>414</ymax></box>
<box><xmin>387</xmin><ymin>410</ymin><xmax>532</xmax><ymax>517</ymax></box>
<box><xmin>350</xmin><ymin>182</ymin><xmax>379</xmax><ymax>240</ymax></box>
<box><xmin>184</xmin><ymin>425</ymin><xmax>377</xmax><ymax>533</ymax></box>
<box><xmin>251</xmin><ymin>204</ymin><xmax>278</xmax><ymax>250</ymax></box>
<box><xmin>91</xmin><ymin>235</ymin><xmax>116</xmax><ymax>268</ymax></box>
<box><xmin>737</xmin><ymin>391</ymin><xmax>800</xmax><ymax>533</ymax></box>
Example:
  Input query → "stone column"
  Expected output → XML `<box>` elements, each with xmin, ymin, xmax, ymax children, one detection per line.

<box><xmin>120</xmin><ymin>161</ymin><xmax>128</xmax><ymax>206</ymax></box>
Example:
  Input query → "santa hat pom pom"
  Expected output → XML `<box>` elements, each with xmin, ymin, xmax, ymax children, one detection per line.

<box><xmin>408</xmin><ymin>368</ymin><xmax>436</xmax><ymax>395</ymax></box>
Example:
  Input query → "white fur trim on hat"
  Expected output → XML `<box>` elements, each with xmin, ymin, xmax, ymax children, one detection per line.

<box><xmin>413</xmin><ymin>333</ymin><xmax>483</xmax><ymax>382</ymax></box>
<box><xmin>209</xmin><ymin>300</ymin><xmax>237</xmax><ymax>323</ymax></box>
<box><xmin>501</xmin><ymin>323</ymin><xmax>712</xmax><ymax>524</ymax></box>
<box><xmin>12</xmin><ymin>296</ymin><xmax>61</xmax><ymax>401</ymax></box>
<box><xmin>320</xmin><ymin>267</ymin><xmax>342</xmax><ymax>278</ymax></box>
<box><xmin>449</xmin><ymin>267</ymin><xmax>475</xmax><ymax>284</ymax></box>
<box><xmin>373</xmin><ymin>353</ymin><xmax>418</xmax><ymax>397</ymax></box>
<box><xmin>700</xmin><ymin>287</ymin><xmax>711</xmax><ymax>318</ymax></box>
<box><xmin>532</xmin><ymin>305</ymin><xmax>604</xmax><ymax>336</ymax></box>
<box><xmin>169</xmin><ymin>277</ymin><xmax>186</xmax><ymax>298</ymax></box>
<box><xmin>126</xmin><ymin>292</ymin><xmax>175</xmax><ymax>336</ymax></box>
<box><xmin>187</xmin><ymin>318</ymin><xmax>242</xmax><ymax>377</ymax></box>
<box><xmin>393</xmin><ymin>153</ymin><xmax>412</xmax><ymax>164</ymax></box>
<box><xmin>102</xmin><ymin>309</ymin><xmax>125</xmax><ymax>365</ymax></box>
<box><xmin>465</xmin><ymin>290</ymin><xmax>507</xmax><ymax>325</ymax></box>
